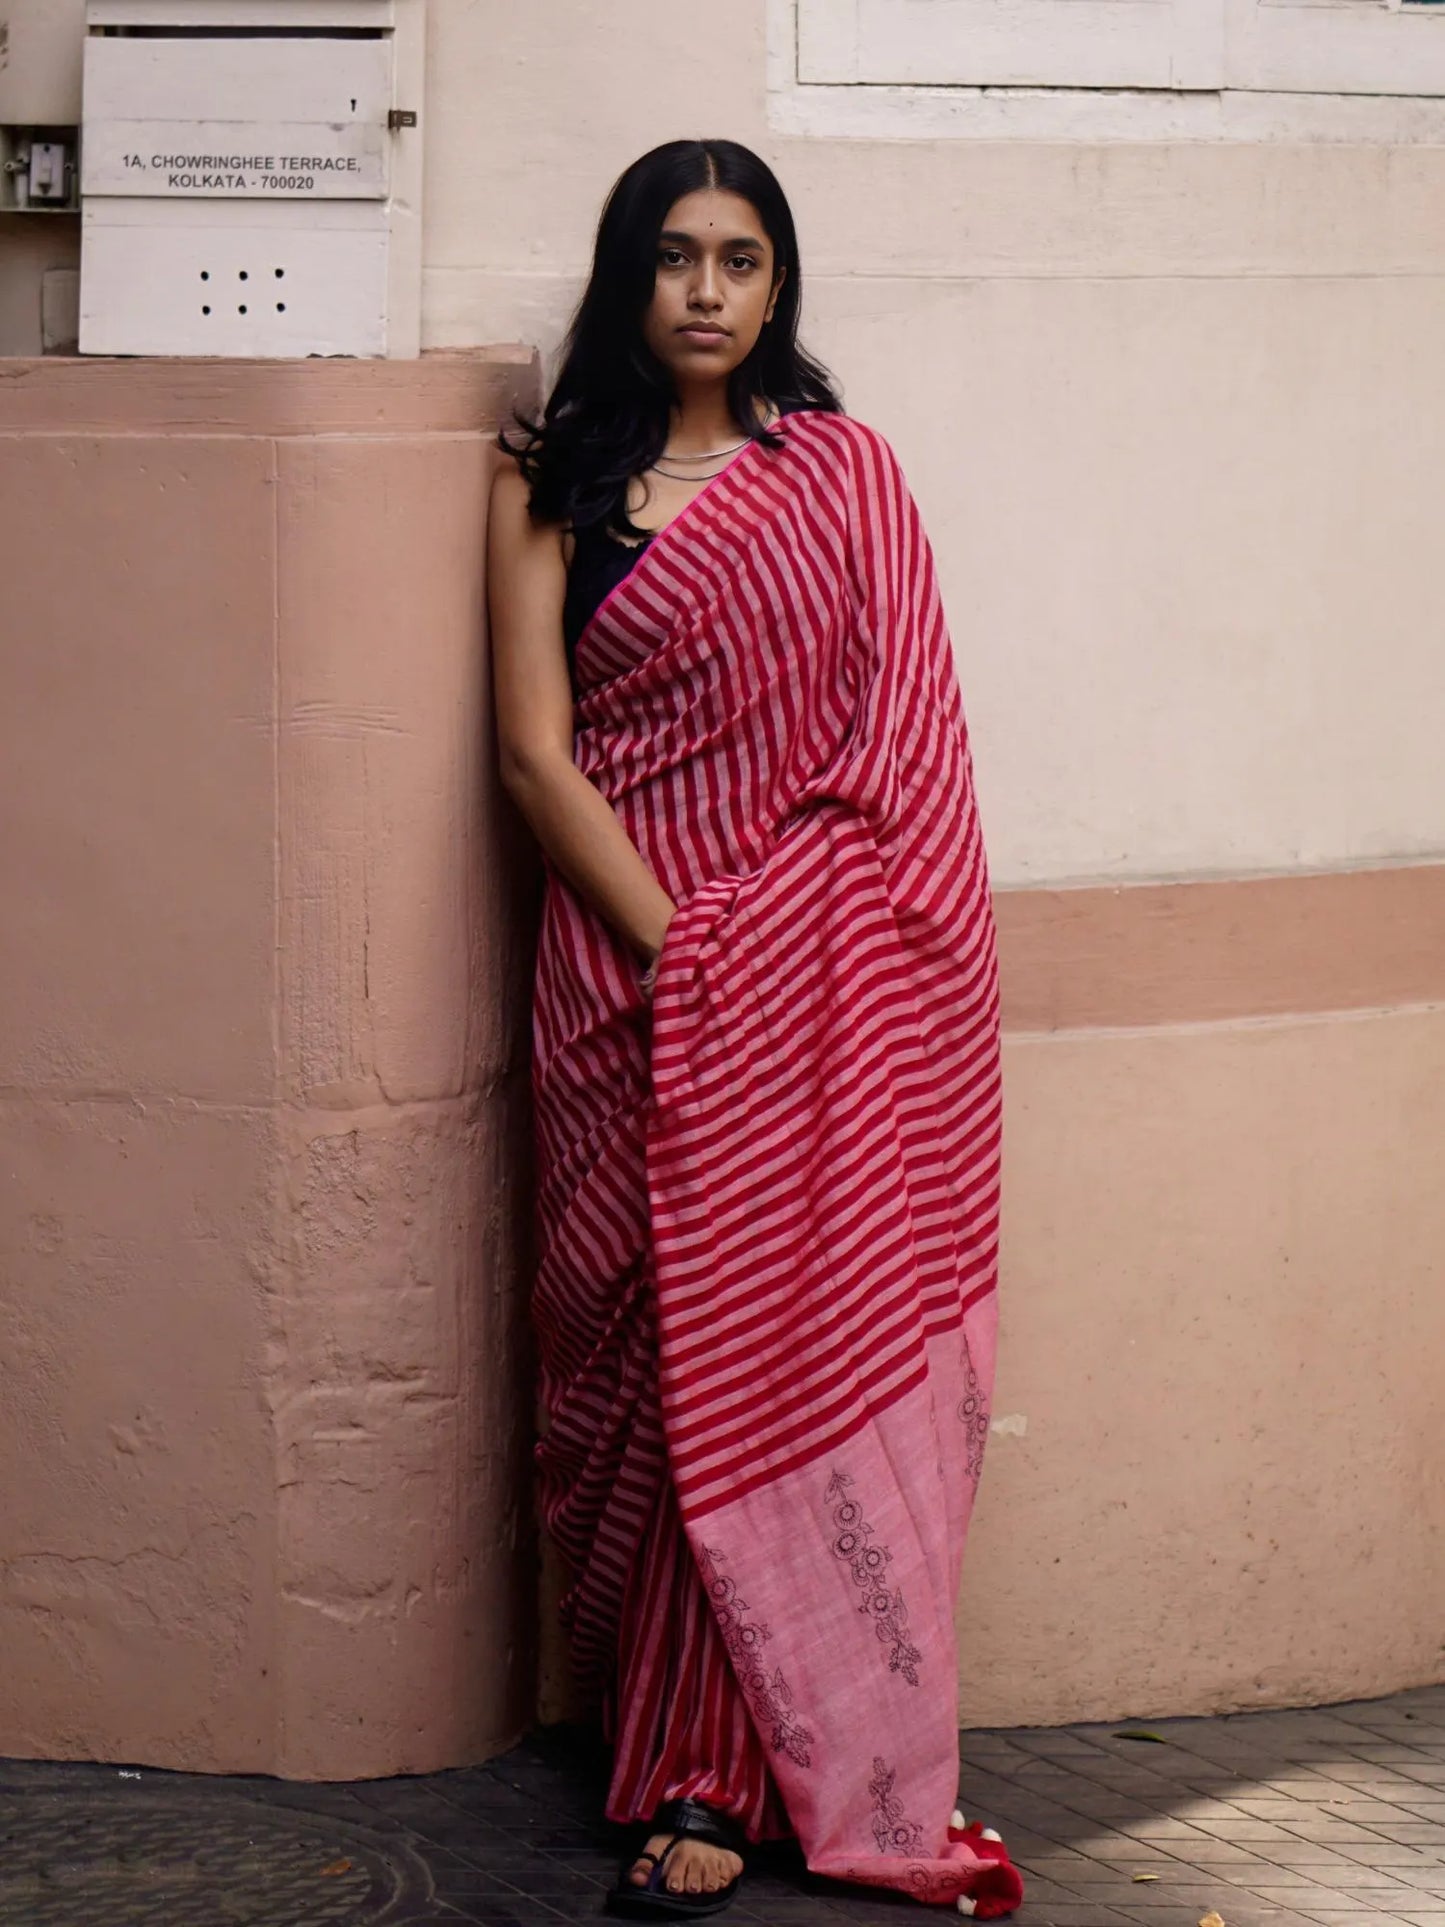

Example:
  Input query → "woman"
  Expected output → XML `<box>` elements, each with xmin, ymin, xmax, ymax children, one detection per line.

<box><xmin>488</xmin><ymin>140</ymin><xmax>1019</xmax><ymax>1921</ymax></box>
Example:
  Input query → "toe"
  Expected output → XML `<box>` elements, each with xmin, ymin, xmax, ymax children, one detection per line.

<box><xmin>629</xmin><ymin>1832</ymin><xmax>670</xmax><ymax>1886</ymax></box>
<box><xmin>674</xmin><ymin>1842</ymin><xmax>706</xmax><ymax>1894</ymax></box>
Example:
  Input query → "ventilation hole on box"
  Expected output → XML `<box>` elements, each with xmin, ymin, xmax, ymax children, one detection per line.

<box><xmin>276</xmin><ymin>303</ymin><xmax>286</xmax><ymax>313</ymax></box>
<box><xmin>238</xmin><ymin>304</ymin><xmax>247</xmax><ymax>315</ymax></box>
<box><xmin>275</xmin><ymin>268</ymin><xmax>285</xmax><ymax>279</ymax></box>
<box><xmin>239</xmin><ymin>270</ymin><xmax>249</xmax><ymax>281</ymax></box>
<box><xmin>202</xmin><ymin>305</ymin><xmax>211</xmax><ymax>315</ymax></box>
<box><xmin>200</xmin><ymin>270</ymin><xmax>210</xmax><ymax>281</ymax></box>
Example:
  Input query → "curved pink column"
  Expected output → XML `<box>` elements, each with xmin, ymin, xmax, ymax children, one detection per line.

<box><xmin>0</xmin><ymin>349</ymin><xmax>542</xmax><ymax>1777</ymax></box>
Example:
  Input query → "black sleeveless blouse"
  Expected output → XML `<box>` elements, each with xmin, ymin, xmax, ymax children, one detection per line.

<box><xmin>561</xmin><ymin>521</ymin><xmax>653</xmax><ymax>677</ymax></box>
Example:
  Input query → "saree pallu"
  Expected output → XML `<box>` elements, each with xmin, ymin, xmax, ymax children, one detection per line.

<box><xmin>530</xmin><ymin>412</ymin><xmax>1009</xmax><ymax>1912</ymax></box>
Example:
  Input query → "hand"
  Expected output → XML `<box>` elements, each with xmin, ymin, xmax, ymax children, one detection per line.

<box><xmin>639</xmin><ymin>904</ymin><xmax>675</xmax><ymax>1002</ymax></box>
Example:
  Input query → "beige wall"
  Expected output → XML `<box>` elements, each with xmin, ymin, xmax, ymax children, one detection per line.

<box><xmin>420</xmin><ymin>0</ymin><xmax>1445</xmax><ymax>889</ymax></box>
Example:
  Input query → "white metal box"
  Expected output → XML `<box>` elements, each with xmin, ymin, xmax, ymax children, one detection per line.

<box><xmin>79</xmin><ymin>0</ymin><xmax>423</xmax><ymax>357</ymax></box>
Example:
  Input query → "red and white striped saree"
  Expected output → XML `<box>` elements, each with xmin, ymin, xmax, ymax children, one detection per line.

<box><xmin>530</xmin><ymin>412</ymin><xmax>1013</xmax><ymax>1913</ymax></box>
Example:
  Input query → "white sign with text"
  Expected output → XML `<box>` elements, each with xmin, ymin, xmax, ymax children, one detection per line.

<box><xmin>82</xmin><ymin>32</ymin><xmax>390</xmax><ymax>199</ymax></box>
<box><xmin>85</xmin><ymin>124</ymin><xmax>387</xmax><ymax>198</ymax></box>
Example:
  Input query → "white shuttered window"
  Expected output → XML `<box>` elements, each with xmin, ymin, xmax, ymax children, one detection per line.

<box><xmin>797</xmin><ymin>0</ymin><xmax>1445</xmax><ymax>96</ymax></box>
<box><xmin>799</xmin><ymin>0</ymin><xmax>1224</xmax><ymax>90</ymax></box>
<box><xmin>1226</xmin><ymin>0</ymin><xmax>1445</xmax><ymax>97</ymax></box>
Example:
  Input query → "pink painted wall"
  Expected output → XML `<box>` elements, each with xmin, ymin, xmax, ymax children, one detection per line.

<box><xmin>0</xmin><ymin>349</ymin><xmax>542</xmax><ymax>1777</ymax></box>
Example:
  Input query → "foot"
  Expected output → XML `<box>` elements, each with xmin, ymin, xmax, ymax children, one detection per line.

<box><xmin>628</xmin><ymin>1830</ymin><xmax>743</xmax><ymax>1897</ymax></box>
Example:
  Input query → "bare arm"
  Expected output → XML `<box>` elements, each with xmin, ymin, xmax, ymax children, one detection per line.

<box><xmin>487</xmin><ymin>456</ymin><xmax>676</xmax><ymax>964</ymax></box>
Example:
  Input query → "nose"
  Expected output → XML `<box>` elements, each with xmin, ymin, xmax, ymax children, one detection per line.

<box><xmin>689</xmin><ymin>257</ymin><xmax>723</xmax><ymax>311</ymax></box>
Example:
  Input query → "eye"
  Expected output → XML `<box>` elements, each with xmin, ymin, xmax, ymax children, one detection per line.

<box><xmin>728</xmin><ymin>254</ymin><xmax>760</xmax><ymax>272</ymax></box>
<box><xmin>658</xmin><ymin>247</ymin><xmax>688</xmax><ymax>268</ymax></box>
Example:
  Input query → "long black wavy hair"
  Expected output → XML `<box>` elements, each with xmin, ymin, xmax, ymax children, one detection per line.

<box><xmin>499</xmin><ymin>139</ymin><xmax>843</xmax><ymax>538</ymax></box>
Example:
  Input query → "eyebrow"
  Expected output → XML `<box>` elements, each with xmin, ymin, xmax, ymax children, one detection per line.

<box><xmin>658</xmin><ymin>229</ymin><xmax>766</xmax><ymax>251</ymax></box>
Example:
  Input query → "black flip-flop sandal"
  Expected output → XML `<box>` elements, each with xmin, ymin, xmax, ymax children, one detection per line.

<box><xmin>604</xmin><ymin>1796</ymin><xmax>747</xmax><ymax>1918</ymax></box>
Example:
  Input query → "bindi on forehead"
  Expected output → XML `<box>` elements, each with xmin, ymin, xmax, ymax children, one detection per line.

<box><xmin>660</xmin><ymin>227</ymin><xmax>767</xmax><ymax>251</ymax></box>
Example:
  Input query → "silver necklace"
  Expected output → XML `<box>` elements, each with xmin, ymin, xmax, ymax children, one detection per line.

<box><xmin>648</xmin><ymin>440</ymin><xmax>748</xmax><ymax>483</ymax></box>
<box><xmin>654</xmin><ymin>436</ymin><xmax>750</xmax><ymax>464</ymax></box>
<box><xmin>646</xmin><ymin>406</ymin><xmax>779</xmax><ymax>481</ymax></box>
<box><xmin>649</xmin><ymin>456</ymin><xmax>740</xmax><ymax>483</ymax></box>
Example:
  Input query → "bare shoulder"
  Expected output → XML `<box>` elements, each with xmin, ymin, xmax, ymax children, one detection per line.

<box><xmin>489</xmin><ymin>450</ymin><xmax>563</xmax><ymax>559</ymax></box>
<box><xmin>489</xmin><ymin>449</ymin><xmax>531</xmax><ymax>525</ymax></box>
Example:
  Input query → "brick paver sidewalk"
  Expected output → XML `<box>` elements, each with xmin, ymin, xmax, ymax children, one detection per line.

<box><xmin>2</xmin><ymin>1682</ymin><xmax>1442</xmax><ymax>1924</ymax></box>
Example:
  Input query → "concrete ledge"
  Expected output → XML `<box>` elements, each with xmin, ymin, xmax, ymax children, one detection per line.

<box><xmin>0</xmin><ymin>346</ymin><xmax>536</xmax><ymax>433</ymax></box>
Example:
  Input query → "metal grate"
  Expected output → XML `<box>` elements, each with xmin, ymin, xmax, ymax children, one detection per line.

<box><xmin>0</xmin><ymin>1789</ymin><xmax>433</xmax><ymax>1926</ymax></box>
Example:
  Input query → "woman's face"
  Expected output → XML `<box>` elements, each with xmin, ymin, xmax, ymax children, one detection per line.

<box><xmin>642</xmin><ymin>187</ymin><xmax>785</xmax><ymax>387</ymax></box>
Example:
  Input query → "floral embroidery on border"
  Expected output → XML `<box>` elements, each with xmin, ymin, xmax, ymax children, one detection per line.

<box><xmin>956</xmin><ymin>1330</ymin><xmax>990</xmax><ymax>1483</ymax></box>
<box><xmin>698</xmin><ymin>1545</ymin><xmax>813</xmax><ymax>1768</ymax></box>
<box><xmin>825</xmin><ymin>1470</ymin><xmax>922</xmax><ymax>1686</ymax></box>
<box><xmin>869</xmin><ymin>1754</ymin><xmax>926</xmax><ymax>1856</ymax></box>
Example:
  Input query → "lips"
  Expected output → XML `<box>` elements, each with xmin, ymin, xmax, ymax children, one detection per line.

<box><xmin>679</xmin><ymin>324</ymin><xmax>728</xmax><ymax>339</ymax></box>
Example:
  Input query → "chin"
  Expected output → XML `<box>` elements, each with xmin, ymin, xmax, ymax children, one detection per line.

<box><xmin>664</xmin><ymin>350</ymin><xmax>743</xmax><ymax>380</ymax></box>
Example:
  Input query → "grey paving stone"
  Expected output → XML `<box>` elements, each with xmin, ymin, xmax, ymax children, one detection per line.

<box><xmin>1009</xmin><ymin>1908</ymin><xmax>1138</xmax><ymax>1926</ymax></box>
<box><xmin>1013</xmin><ymin>1733</ymin><xmax>1116</xmax><ymax>1758</ymax></box>
<box><xmin>1192</xmin><ymin>1817</ymin><xmax>1299</xmax><ymax>1841</ymax></box>
<box><xmin>1239</xmin><ymin>1843</ymin><xmax>1359</xmax><ymax>1869</ymax></box>
<box><xmin>1252</xmin><ymin>1881</ymin><xmax>1402</xmax><ymax>1909</ymax></box>
<box><xmin>10</xmin><ymin>1683</ymin><xmax>1445</xmax><ymax>1922</ymax></box>
<box><xmin>1033</xmin><ymin>1855</ymin><xmax>1163</xmax><ymax>1885</ymax></box>
<box><xmin>1057</xmin><ymin>1793</ymin><xmax>1177</xmax><ymax>1823</ymax></box>
<box><xmin>1319</xmin><ymin>1799</ymin><xmax>1429</xmax><ymax>1823</ymax></box>
<box><xmin>1167</xmin><ymin>1798</ymin><xmax>1263</xmax><ymax>1819</ymax></box>
<box><xmin>1080</xmin><ymin>1840</ymin><xmax>1181</xmax><ymax>1864</ymax></box>
<box><xmin>431</xmin><ymin>1906</ymin><xmax>572</xmax><ymax>1927</ymax></box>
<box><xmin>1113</xmin><ymin>1906</ymin><xmax>1319</xmax><ymax>1927</ymax></box>
<box><xmin>1017</xmin><ymin>1849</ymin><xmax>1128</xmax><ymax>1880</ymax></box>
<box><xmin>1233</xmin><ymin>1799</ymin><xmax>1336</xmax><ymax>1820</ymax></box>
<box><xmin>1210</xmin><ymin>1863</ymin><xmax>1321</xmax><ymax>1887</ymax></box>
<box><xmin>1279</xmin><ymin>1816</ymin><xmax>1399</xmax><ymax>1845</ymax></box>
<box><xmin>725</xmin><ymin>1903</ymin><xmax>852</xmax><ymax>1923</ymax></box>
<box><xmin>1299</xmin><ymin>1915</ymin><xmax>1416</xmax><ymax>1927</ymax></box>
<box><xmin>1162</xmin><ymin>1838</ymin><xmax>1277</xmax><ymax>1864</ymax></box>
<box><xmin>1110</xmin><ymin>1876</ymin><xmax>1253</xmax><ymax>1901</ymax></box>
<box><xmin>1117</xmin><ymin>1819</ymin><xmax>1218</xmax><ymax>1842</ymax></box>
<box><xmin>1309</xmin><ymin>1865</ymin><xmax>1434</xmax><ymax>1891</ymax></box>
